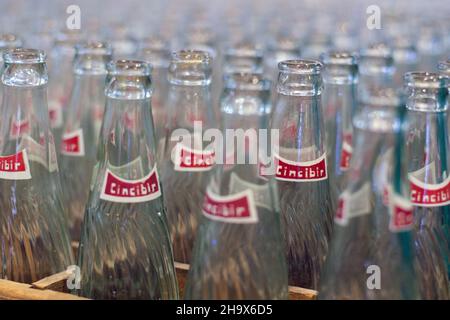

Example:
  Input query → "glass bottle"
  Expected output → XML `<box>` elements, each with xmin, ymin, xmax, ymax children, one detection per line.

<box><xmin>271</xmin><ymin>60</ymin><xmax>334</xmax><ymax>289</ymax></box>
<box><xmin>59</xmin><ymin>41</ymin><xmax>113</xmax><ymax>241</ymax></box>
<box><xmin>358</xmin><ymin>43</ymin><xmax>395</xmax><ymax>105</ymax></box>
<box><xmin>321</xmin><ymin>52</ymin><xmax>358</xmax><ymax>207</ymax></box>
<box><xmin>48</xmin><ymin>30</ymin><xmax>83</xmax><ymax>150</ymax></box>
<box><xmin>136</xmin><ymin>36</ymin><xmax>171</xmax><ymax>141</ymax></box>
<box><xmin>185</xmin><ymin>73</ymin><xmax>288</xmax><ymax>299</ymax></box>
<box><xmin>404</xmin><ymin>72</ymin><xmax>450</xmax><ymax>299</ymax></box>
<box><xmin>223</xmin><ymin>42</ymin><xmax>264</xmax><ymax>75</ymax></box>
<box><xmin>0</xmin><ymin>48</ymin><xmax>73</xmax><ymax>283</ymax></box>
<box><xmin>77</xmin><ymin>60</ymin><xmax>178</xmax><ymax>299</ymax></box>
<box><xmin>159</xmin><ymin>50</ymin><xmax>216</xmax><ymax>264</ymax></box>
<box><xmin>318</xmin><ymin>88</ymin><xmax>420</xmax><ymax>299</ymax></box>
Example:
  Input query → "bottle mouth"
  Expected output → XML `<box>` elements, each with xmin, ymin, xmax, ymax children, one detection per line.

<box><xmin>171</xmin><ymin>50</ymin><xmax>211</xmax><ymax>65</ymax></box>
<box><xmin>404</xmin><ymin>72</ymin><xmax>448</xmax><ymax>89</ymax></box>
<box><xmin>320</xmin><ymin>51</ymin><xmax>358</xmax><ymax>66</ymax></box>
<box><xmin>0</xmin><ymin>33</ymin><xmax>22</xmax><ymax>49</ymax></box>
<box><xmin>3</xmin><ymin>48</ymin><xmax>46</xmax><ymax>64</ymax></box>
<box><xmin>278</xmin><ymin>59</ymin><xmax>322</xmax><ymax>75</ymax></box>
<box><xmin>438</xmin><ymin>59</ymin><xmax>450</xmax><ymax>76</ymax></box>
<box><xmin>225</xmin><ymin>43</ymin><xmax>264</xmax><ymax>59</ymax></box>
<box><xmin>360</xmin><ymin>43</ymin><xmax>393</xmax><ymax>59</ymax></box>
<box><xmin>138</xmin><ymin>36</ymin><xmax>168</xmax><ymax>52</ymax></box>
<box><xmin>75</xmin><ymin>41</ymin><xmax>113</xmax><ymax>56</ymax></box>
<box><xmin>107</xmin><ymin>59</ymin><xmax>152</xmax><ymax>76</ymax></box>
<box><xmin>224</xmin><ymin>72</ymin><xmax>271</xmax><ymax>91</ymax></box>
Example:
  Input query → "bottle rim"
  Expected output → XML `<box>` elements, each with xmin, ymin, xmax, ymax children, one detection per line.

<box><xmin>278</xmin><ymin>59</ymin><xmax>322</xmax><ymax>74</ymax></box>
<box><xmin>3</xmin><ymin>48</ymin><xmax>46</xmax><ymax>64</ymax></box>
<box><xmin>171</xmin><ymin>50</ymin><xmax>211</xmax><ymax>65</ymax></box>
<box><xmin>437</xmin><ymin>59</ymin><xmax>450</xmax><ymax>75</ymax></box>
<box><xmin>320</xmin><ymin>51</ymin><xmax>358</xmax><ymax>66</ymax></box>
<box><xmin>107</xmin><ymin>59</ymin><xmax>152</xmax><ymax>76</ymax></box>
<box><xmin>0</xmin><ymin>33</ymin><xmax>22</xmax><ymax>49</ymax></box>
<box><xmin>360</xmin><ymin>43</ymin><xmax>393</xmax><ymax>59</ymax></box>
<box><xmin>224</xmin><ymin>72</ymin><xmax>271</xmax><ymax>91</ymax></box>
<box><xmin>225</xmin><ymin>43</ymin><xmax>264</xmax><ymax>59</ymax></box>
<box><xmin>75</xmin><ymin>41</ymin><xmax>113</xmax><ymax>56</ymax></box>
<box><xmin>404</xmin><ymin>72</ymin><xmax>448</xmax><ymax>89</ymax></box>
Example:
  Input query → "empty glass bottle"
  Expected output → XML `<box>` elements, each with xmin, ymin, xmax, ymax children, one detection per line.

<box><xmin>48</xmin><ymin>30</ymin><xmax>82</xmax><ymax>149</ymax></box>
<box><xmin>404</xmin><ymin>72</ymin><xmax>449</xmax><ymax>299</ymax></box>
<box><xmin>318</xmin><ymin>88</ymin><xmax>420</xmax><ymax>299</ymax></box>
<box><xmin>185</xmin><ymin>73</ymin><xmax>288</xmax><ymax>299</ymax></box>
<box><xmin>321</xmin><ymin>52</ymin><xmax>358</xmax><ymax>207</ymax></box>
<box><xmin>159</xmin><ymin>50</ymin><xmax>216</xmax><ymax>264</ymax></box>
<box><xmin>137</xmin><ymin>36</ymin><xmax>171</xmax><ymax>141</ymax></box>
<box><xmin>0</xmin><ymin>48</ymin><xmax>73</xmax><ymax>283</ymax></box>
<box><xmin>77</xmin><ymin>60</ymin><xmax>178</xmax><ymax>299</ymax></box>
<box><xmin>271</xmin><ymin>60</ymin><xmax>334</xmax><ymax>289</ymax></box>
<box><xmin>60</xmin><ymin>41</ymin><xmax>113</xmax><ymax>240</ymax></box>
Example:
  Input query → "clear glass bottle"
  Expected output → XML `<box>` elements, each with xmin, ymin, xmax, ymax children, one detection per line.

<box><xmin>358</xmin><ymin>43</ymin><xmax>395</xmax><ymax>105</ymax></box>
<box><xmin>159</xmin><ymin>50</ymin><xmax>216</xmax><ymax>264</ymax></box>
<box><xmin>48</xmin><ymin>30</ymin><xmax>83</xmax><ymax>149</ymax></box>
<box><xmin>321</xmin><ymin>52</ymin><xmax>358</xmax><ymax>207</ymax></box>
<box><xmin>185</xmin><ymin>73</ymin><xmax>288</xmax><ymax>299</ymax></box>
<box><xmin>404</xmin><ymin>72</ymin><xmax>450</xmax><ymax>299</ymax></box>
<box><xmin>136</xmin><ymin>36</ymin><xmax>171</xmax><ymax>141</ymax></box>
<box><xmin>60</xmin><ymin>41</ymin><xmax>113</xmax><ymax>240</ymax></box>
<box><xmin>318</xmin><ymin>88</ymin><xmax>420</xmax><ymax>299</ymax></box>
<box><xmin>271</xmin><ymin>60</ymin><xmax>334</xmax><ymax>289</ymax></box>
<box><xmin>77</xmin><ymin>60</ymin><xmax>178</xmax><ymax>299</ymax></box>
<box><xmin>0</xmin><ymin>48</ymin><xmax>73</xmax><ymax>283</ymax></box>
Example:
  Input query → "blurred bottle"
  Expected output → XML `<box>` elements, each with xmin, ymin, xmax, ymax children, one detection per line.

<box><xmin>159</xmin><ymin>50</ymin><xmax>216</xmax><ymax>264</ymax></box>
<box><xmin>392</xmin><ymin>37</ymin><xmax>418</xmax><ymax>88</ymax></box>
<box><xmin>223</xmin><ymin>42</ymin><xmax>264</xmax><ymax>75</ymax></box>
<box><xmin>416</xmin><ymin>24</ymin><xmax>446</xmax><ymax>71</ymax></box>
<box><xmin>321</xmin><ymin>52</ymin><xmax>358</xmax><ymax>208</ymax></box>
<box><xmin>48</xmin><ymin>30</ymin><xmax>83</xmax><ymax>150</ymax></box>
<box><xmin>0</xmin><ymin>48</ymin><xmax>73</xmax><ymax>283</ymax></box>
<box><xmin>271</xmin><ymin>60</ymin><xmax>334</xmax><ymax>289</ymax></box>
<box><xmin>59</xmin><ymin>41</ymin><xmax>112</xmax><ymax>241</ymax></box>
<box><xmin>359</xmin><ymin>43</ymin><xmax>395</xmax><ymax>106</ymax></box>
<box><xmin>0</xmin><ymin>33</ymin><xmax>22</xmax><ymax>102</ymax></box>
<box><xmin>185</xmin><ymin>73</ymin><xmax>288</xmax><ymax>299</ymax></box>
<box><xmin>319</xmin><ymin>87</ymin><xmax>420</xmax><ymax>299</ymax></box>
<box><xmin>77</xmin><ymin>60</ymin><xmax>178</xmax><ymax>299</ymax></box>
<box><xmin>137</xmin><ymin>36</ymin><xmax>171</xmax><ymax>140</ymax></box>
<box><xmin>106</xmin><ymin>23</ymin><xmax>137</xmax><ymax>60</ymax></box>
<box><xmin>404</xmin><ymin>72</ymin><xmax>449</xmax><ymax>299</ymax></box>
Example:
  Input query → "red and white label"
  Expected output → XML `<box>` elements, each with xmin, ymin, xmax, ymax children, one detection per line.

<box><xmin>61</xmin><ymin>129</ymin><xmax>85</xmax><ymax>157</ymax></box>
<box><xmin>229</xmin><ymin>172</ymin><xmax>272</xmax><ymax>210</ymax></box>
<box><xmin>387</xmin><ymin>187</ymin><xmax>414</xmax><ymax>232</ymax></box>
<box><xmin>409</xmin><ymin>174</ymin><xmax>450</xmax><ymax>207</ymax></box>
<box><xmin>48</xmin><ymin>100</ymin><xmax>64</xmax><ymax>129</ymax></box>
<box><xmin>100</xmin><ymin>167</ymin><xmax>161</xmax><ymax>203</ymax></box>
<box><xmin>339</xmin><ymin>133</ymin><xmax>352</xmax><ymax>171</ymax></box>
<box><xmin>0</xmin><ymin>149</ymin><xmax>32</xmax><ymax>180</ymax></box>
<box><xmin>9</xmin><ymin>117</ymin><xmax>30</xmax><ymax>140</ymax></box>
<box><xmin>274</xmin><ymin>153</ymin><xmax>328</xmax><ymax>182</ymax></box>
<box><xmin>172</xmin><ymin>144</ymin><xmax>215</xmax><ymax>172</ymax></box>
<box><xmin>334</xmin><ymin>183</ymin><xmax>371</xmax><ymax>226</ymax></box>
<box><xmin>19</xmin><ymin>135</ymin><xmax>58</xmax><ymax>173</ymax></box>
<box><xmin>202</xmin><ymin>187</ymin><xmax>258</xmax><ymax>223</ymax></box>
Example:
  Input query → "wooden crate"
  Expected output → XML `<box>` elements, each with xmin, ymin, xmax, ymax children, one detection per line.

<box><xmin>0</xmin><ymin>243</ymin><xmax>318</xmax><ymax>300</ymax></box>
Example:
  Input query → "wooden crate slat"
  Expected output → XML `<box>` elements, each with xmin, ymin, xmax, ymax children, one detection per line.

<box><xmin>0</xmin><ymin>279</ymin><xmax>87</xmax><ymax>300</ymax></box>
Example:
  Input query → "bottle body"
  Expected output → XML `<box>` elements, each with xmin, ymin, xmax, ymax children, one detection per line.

<box><xmin>0</xmin><ymin>49</ymin><xmax>73</xmax><ymax>283</ymax></box>
<box><xmin>272</xmin><ymin>60</ymin><xmax>334</xmax><ymax>289</ymax></box>
<box><xmin>185</xmin><ymin>73</ymin><xmax>288</xmax><ymax>299</ymax></box>
<box><xmin>77</xmin><ymin>60</ymin><xmax>178</xmax><ymax>299</ymax></box>
<box><xmin>159</xmin><ymin>51</ymin><xmax>216</xmax><ymax>264</ymax></box>
<box><xmin>319</xmin><ymin>98</ymin><xmax>419</xmax><ymax>299</ymax></box>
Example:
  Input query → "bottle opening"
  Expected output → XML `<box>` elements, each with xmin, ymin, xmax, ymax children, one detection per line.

<box><xmin>225</xmin><ymin>42</ymin><xmax>264</xmax><ymax>59</ymax></box>
<box><xmin>405</xmin><ymin>72</ymin><xmax>448</xmax><ymax>89</ymax></box>
<box><xmin>75</xmin><ymin>41</ymin><xmax>112</xmax><ymax>56</ymax></box>
<box><xmin>107</xmin><ymin>59</ymin><xmax>151</xmax><ymax>76</ymax></box>
<box><xmin>0</xmin><ymin>33</ymin><xmax>22</xmax><ymax>49</ymax></box>
<box><xmin>438</xmin><ymin>59</ymin><xmax>450</xmax><ymax>76</ymax></box>
<box><xmin>359</xmin><ymin>43</ymin><xmax>395</xmax><ymax>75</ymax></box>
<box><xmin>278</xmin><ymin>59</ymin><xmax>322</xmax><ymax>75</ymax></box>
<box><xmin>320</xmin><ymin>51</ymin><xmax>357</xmax><ymax>66</ymax></box>
<box><xmin>3</xmin><ymin>48</ymin><xmax>46</xmax><ymax>64</ymax></box>
<box><xmin>168</xmin><ymin>50</ymin><xmax>212</xmax><ymax>85</ymax></box>
<box><xmin>224</xmin><ymin>72</ymin><xmax>271</xmax><ymax>91</ymax></box>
